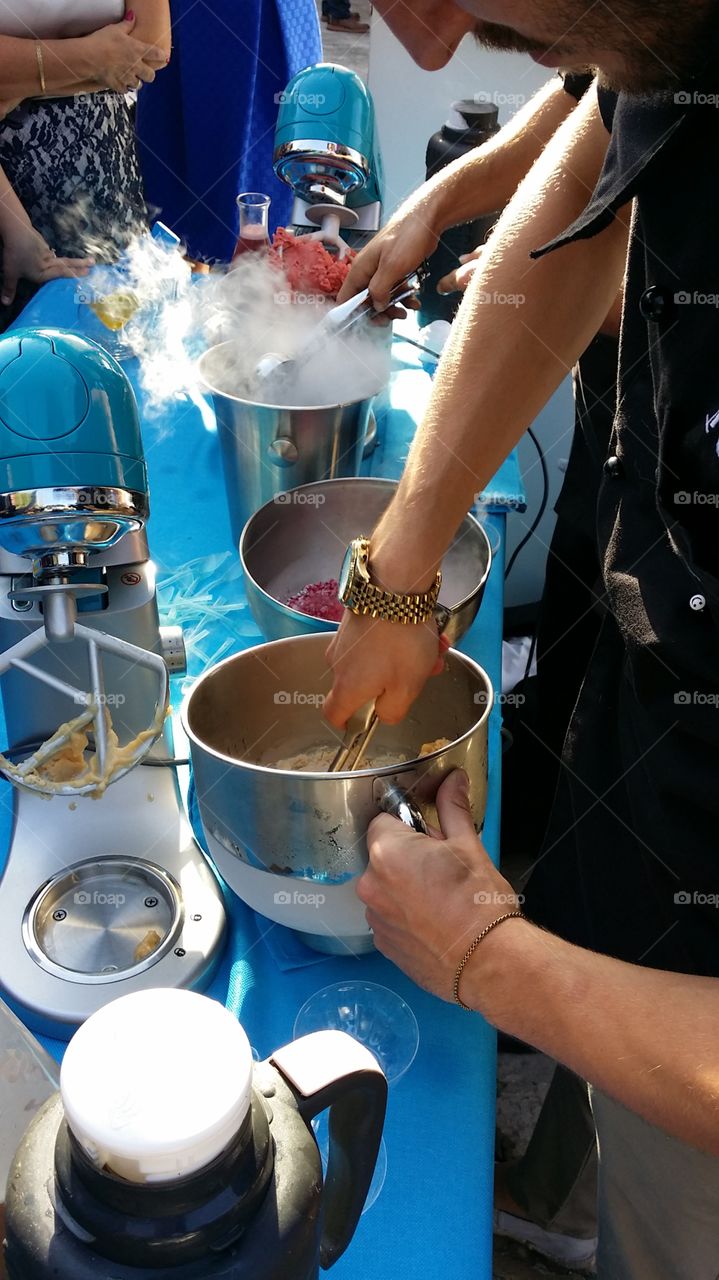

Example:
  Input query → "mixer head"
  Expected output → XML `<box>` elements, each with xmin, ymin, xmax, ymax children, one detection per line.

<box><xmin>0</xmin><ymin>328</ymin><xmax>168</xmax><ymax>797</ymax></box>
<box><xmin>273</xmin><ymin>64</ymin><xmax>382</xmax><ymax>212</ymax></box>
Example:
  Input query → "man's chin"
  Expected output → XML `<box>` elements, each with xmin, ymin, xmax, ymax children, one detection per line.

<box><xmin>595</xmin><ymin>62</ymin><xmax>682</xmax><ymax>96</ymax></box>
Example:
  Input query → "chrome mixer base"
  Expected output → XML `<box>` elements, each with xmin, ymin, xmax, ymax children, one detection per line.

<box><xmin>0</xmin><ymin>756</ymin><xmax>226</xmax><ymax>1039</ymax></box>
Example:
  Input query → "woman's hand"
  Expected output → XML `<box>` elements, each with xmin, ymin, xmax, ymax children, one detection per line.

<box><xmin>1</xmin><ymin>221</ymin><xmax>92</xmax><ymax>305</ymax></box>
<box><xmin>81</xmin><ymin>13</ymin><xmax>167</xmax><ymax>92</ymax></box>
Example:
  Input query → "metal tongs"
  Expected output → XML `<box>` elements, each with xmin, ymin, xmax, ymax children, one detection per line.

<box><xmin>328</xmin><ymin>701</ymin><xmax>380</xmax><ymax>773</ymax></box>
<box><xmin>0</xmin><ymin>622</ymin><xmax>169</xmax><ymax>797</ymax></box>
<box><xmin>256</xmin><ymin>276</ymin><xmax>419</xmax><ymax>386</ymax></box>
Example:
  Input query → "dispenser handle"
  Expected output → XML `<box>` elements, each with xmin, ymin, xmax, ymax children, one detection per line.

<box><xmin>271</xmin><ymin>1030</ymin><xmax>387</xmax><ymax>1269</ymax></box>
<box><xmin>372</xmin><ymin>776</ymin><xmax>431</xmax><ymax>835</ymax></box>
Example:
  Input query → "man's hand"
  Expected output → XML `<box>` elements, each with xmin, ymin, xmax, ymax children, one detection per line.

<box><xmin>336</xmin><ymin>193</ymin><xmax>443</xmax><ymax>310</ymax></box>
<box><xmin>1</xmin><ymin>222</ymin><xmax>92</xmax><ymax>306</ymax></box>
<box><xmin>357</xmin><ymin>770</ymin><xmax>524</xmax><ymax>1001</ymax></box>
<box><xmin>324</xmin><ymin>611</ymin><xmax>448</xmax><ymax>727</ymax></box>
<box><xmin>82</xmin><ymin>14</ymin><xmax>167</xmax><ymax>91</ymax></box>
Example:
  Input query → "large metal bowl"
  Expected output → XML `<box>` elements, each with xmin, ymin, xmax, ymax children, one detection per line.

<box><xmin>183</xmin><ymin>633</ymin><xmax>493</xmax><ymax>955</ymax></box>
<box><xmin>240</xmin><ymin>477</ymin><xmax>492</xmax><ymax>645</ymax></box>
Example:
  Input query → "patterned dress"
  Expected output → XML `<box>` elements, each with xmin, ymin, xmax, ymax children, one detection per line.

<box><xmin>0</xmin><ymin>91</ymin><xmax>148</xmax><ymax>260</ymax></box>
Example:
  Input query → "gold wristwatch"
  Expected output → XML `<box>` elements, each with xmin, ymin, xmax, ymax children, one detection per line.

<box><xmin>338</xmin><ymin>537</ymin><xmax>441</xmax><ymax>624</ymax></box>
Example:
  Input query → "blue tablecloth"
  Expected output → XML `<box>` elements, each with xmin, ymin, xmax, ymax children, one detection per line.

<box><xmin>1</xmin><ymin>282</ymin><xmax>526</xmax><ymax>1280</ymax></box>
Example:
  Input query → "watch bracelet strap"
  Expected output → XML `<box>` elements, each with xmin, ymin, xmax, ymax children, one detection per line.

<box><xmin>453</xmin><ymin>911</ymin><xmax>525</xmax><ymax>1011</ymax></box>
<box><xmin>351</xmin><ymin>575</ymin><xmax>441</xmax><ymax>623</ymax></box>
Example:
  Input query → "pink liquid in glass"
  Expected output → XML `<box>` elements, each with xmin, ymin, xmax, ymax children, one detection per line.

<box><xmin>232</xmin><ymin>226</ymin><xmax>270</xmax><ymax>259</ymax></box>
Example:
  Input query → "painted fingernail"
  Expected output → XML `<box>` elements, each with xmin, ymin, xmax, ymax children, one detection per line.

<box><xmin>126</xmin><ymin>9</ymin><xmax>135</xmax><ymax>19</ymax></box>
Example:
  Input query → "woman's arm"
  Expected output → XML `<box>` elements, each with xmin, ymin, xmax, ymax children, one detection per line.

<box><xmin>0</xmin><ymin>167</ymin><xmax>91</xmax><ymax>303</ymax></box>
<box><xmin>0</xmin><ymin>15</ymin><xmax>166</xmax><ymax>99</ymax></box>
<box><xmin>130</xmin><ymin>0</ymin><xmax>171</xmax><ymax>61</ymax></box>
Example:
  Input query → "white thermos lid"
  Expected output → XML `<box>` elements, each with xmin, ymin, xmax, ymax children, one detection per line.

<box><xmin>60</xmin><ymin>989</ymin><xmax>254</xmax><ymax>1183</ymax></box>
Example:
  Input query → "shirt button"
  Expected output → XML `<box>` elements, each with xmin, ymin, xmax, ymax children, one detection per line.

<box><xmin>604</xmin><ymin>455</ymin><xmax>622</xmax><ymax>477</ymax></box>
<box><xmin>690</xmin><ymin>593</ymin><xmax>706</xmax><ymax>612</ymax></box>
<box><xmin>639</xmin><ymin>286</ymin><xmax>670</xmax><ymax>322</ymax></box>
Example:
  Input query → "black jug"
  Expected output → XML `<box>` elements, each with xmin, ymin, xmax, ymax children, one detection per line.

<box><xmin>3</xmin><ymin>989</ymin><xmax>387</xmax><ymax>1280</ymax></box>
<box><xmin>419</xmin><ymin>99</ymin><xmax>500</xmax><ymax>325</ymax></box>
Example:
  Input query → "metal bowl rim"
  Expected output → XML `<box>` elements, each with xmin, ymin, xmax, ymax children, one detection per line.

<box><xmin>181</xmin><ymin>632</ymin><xmax>494</xmax><ymax>781</ymax></box>
<box><xmin>198</xmin><ymin>341</ymin><xmax>386</xmax><ymax>412</ymax></box>
<box><xmin>238</xmin><ymin>476</ymin><xmax>493</xmax><ymax>630</ymax></box>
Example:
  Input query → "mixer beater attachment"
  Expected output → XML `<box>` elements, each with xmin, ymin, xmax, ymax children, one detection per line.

<box><xmin>0</xmin><ymin>606</ymin><xmax>169</xmax><ymax>798</ymax></box>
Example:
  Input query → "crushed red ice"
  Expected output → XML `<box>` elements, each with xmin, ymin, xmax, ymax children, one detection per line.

<box><xmin>271</xmin><ymin>228</ymin><xmax>355</xmax><ymax>298</ymax></box>
<box><xmin>287</xmin><ymin>579</ymin><xmax>344</xmax><ymax>622</ymax></box>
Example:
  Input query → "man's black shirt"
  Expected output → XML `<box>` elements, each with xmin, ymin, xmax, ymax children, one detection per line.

<box><xmin>524</xmin><ymin>85</ymin><xmax>719</xmax><ymax>976</ymax></box>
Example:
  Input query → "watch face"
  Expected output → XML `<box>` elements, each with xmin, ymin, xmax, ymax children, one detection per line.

<box><xmin>338</xmin><ymin>543</ymin><xmax>354</xmax><ymax>602</ymax></box>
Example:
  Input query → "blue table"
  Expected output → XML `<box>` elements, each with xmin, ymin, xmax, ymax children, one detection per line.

<box><xmin>2</xmin><ymin>283</ymin><xmax>526</xmax><ymax>1280</ymax></box>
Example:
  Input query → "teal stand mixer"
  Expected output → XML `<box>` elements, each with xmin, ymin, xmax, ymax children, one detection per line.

<box><xmin>0</xmin><ymin>328</ymin><xmax>225</xmax><ymax>1039</ymax></box>
<box><xmin>273</xmin><ymin>63</ymin><xmax>383</xmax><ymax>253</ymax></box>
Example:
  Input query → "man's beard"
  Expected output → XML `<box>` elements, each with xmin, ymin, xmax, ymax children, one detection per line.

<box><xmin>472</xmin><ymin>4</ymin><xmax>717</xmax><ymax>95</ymax></box>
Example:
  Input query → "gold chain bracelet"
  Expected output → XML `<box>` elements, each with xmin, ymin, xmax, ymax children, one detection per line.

<box><xmin>35</xmin><ymin>41</ymin><xmax>46</xmax><ymax>95</ymax></box>
<box><xmin>453</xmin><ymin>911</ymin><xmax>525</xmax><ymax>1011</ymax></box>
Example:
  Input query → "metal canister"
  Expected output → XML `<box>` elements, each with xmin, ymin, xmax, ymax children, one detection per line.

<box><xmin>199</xmin><ymin>342</ymin><xmax>381</xmax><ymax>546</ymax></box>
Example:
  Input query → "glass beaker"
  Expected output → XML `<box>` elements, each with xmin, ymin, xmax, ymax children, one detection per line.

<box><xmin>232</xmin><ymin>193</ymin><xmax>271</xmax><ymax>260</ymax></box>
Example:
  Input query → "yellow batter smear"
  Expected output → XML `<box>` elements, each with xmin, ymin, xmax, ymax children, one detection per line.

<box><xmin>419</xmin><ymin>737</ymin><xmax>452</xmax><ymax>756</ymax></box>
<box><xmin>0</xmin><ymin>699</ymin><xmax>168</xmax><ymax>798</ymax></box>
<box><xmin>133</xmin><ymin>928</ymin><xmax>163</xmax><ymax>964</ymax></box>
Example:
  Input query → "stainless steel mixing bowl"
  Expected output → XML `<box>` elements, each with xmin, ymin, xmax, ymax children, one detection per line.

<box><xmin>183</xmin><ymin>633</ymin><xmax>493</xmax><ymax>955</ymax></box>
<box><xmin>239</xmin><ymin>477</ymin><xmax>492</xmax><ymax>645</ymax></box>
<box><xmin>199</xmin><ymin>342</ymin><xmax>385</xmax><ymax>546</ymax></box>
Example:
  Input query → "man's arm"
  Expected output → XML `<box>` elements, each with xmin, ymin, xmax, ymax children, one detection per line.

<box><xmin>325</xmin><ymin>85</ymin><xmax>628</xmax><ymax>728</ymax></box>
<box><xmin>360</xmin><ymin>772</ymin><xmax>719</xmax><ymax>1157</ymax></box>
<box><xmin>338</xmin><ymin>77</ymin><xmax>579</xmax><ymax>309</ymax></box>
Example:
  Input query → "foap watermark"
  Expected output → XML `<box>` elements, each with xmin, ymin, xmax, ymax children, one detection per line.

<box><xmin>274</xmin><ymin>690</ymin><xmax>326</xmax><ymax>707</ymax></box>
<box><xmin>74</xmin><ymin>890</ymin><xmax>126</xmax><ymax>907</ymax></box>
<box><xmin>477</xmin><ymin>290</ymin><xmax>525</xmax><ymax>308</ymax></box>
<box><xmin>74</xmin><ymin>692</ymin><xmax>126</xmax><ymax>707</ymax></box>
<box><xmin>274</xmin><ymin>91</ymin><xmax>326</xmax><ymax>107</ymax></box>
<box><xmin>274</xmin><ymin>490</ymin><xmax>326</xmax><ymax>507</ymax></box>
<box><xmin>273</xmin><ymin>889</ymin><xmax>326</xmax><ymax>907</ymax></box>
<box><xmin>474</xmin><ymin>890</ymin><xmax>525</xmax><ymax>906</ymax></box>
<box><xmin>474</xmin><ymin>492</ymin><xmax>523</xmax><ymax>510</ymax></box>
<box><xmin>474</xmin><ymin>90</ymin><xmax>527</xmax><ymax>109</ymax></box>
<box><xmin>474</xmin><ymin>690</ymin><xmax>525</xmax><ymax>708</ymax></box>
<box><xmin>274</xmin><ymin>289</ymin><xmax>328</xmax><ymax>307</ymax></box>
<box><xmin>674</xmin><ymin>690</ymin><xmax>719</xmax><ymax>708</ymax></box>
<box><xmin>675</xmin><ymin>90</ymin><xmax>719</xmax><ymax>108</ymax></box>
<box><xmin>675</xmin><ymin>291</ymin><xmax>719</xmax><ymax>308</ymax></box>
<box><xmin>675</xmin><ymin>890</ymin><xmax>719</xmax><ymax>907</ymax></box>
<box><xmin>674</xmin><ymin>490</ymin><xmax>719</xmax><ymax>506</ymax></box>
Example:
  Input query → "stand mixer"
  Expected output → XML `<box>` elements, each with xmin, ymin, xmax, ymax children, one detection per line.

<box><xmin>273</xmin><ymin>63</ymin><xmax>383</xmax><ymax>255</ymax></box>
<box><xmin>0</xmin><ymin>329</ymin><xmax>226</xmax><ymax>1039</ymax></box>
